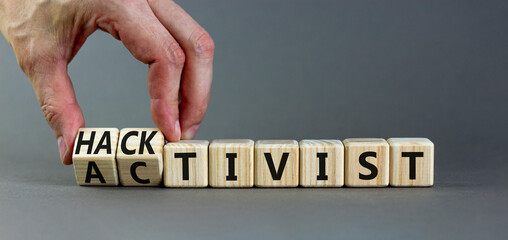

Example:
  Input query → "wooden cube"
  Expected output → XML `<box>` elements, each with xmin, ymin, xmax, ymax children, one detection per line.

<box><xmin>73</xmin><ymin>128</ymin><xmax>119</xmax><ymax>186</ymax></box>
<box><xmin>116</xmin><ymin>128</ymin><xmax>165</xmax><ymax>186</ymax></box>
<box><xmin>255</xmin><ymin>140</ymin><xmax>299</xmax><ymax>187</ymax></box>
<box><xmin>344</xmin><ymin>138</ymin><xmax>389</xmax><ymax>187</ymax></box>
<box><xmin>388</xmin><ymin>138</ymin><xmax>434</xmax><ymax>187</ymax></box>
<box><xmin>299</xmin><ymin>140</ymin><xmax>344</xmax><ymax>187</ymax></box>
<box><xmin>164</xmin><ymin>140</ymin><xmax>209</xmax><ymax>187</ymax></box>
<box><xmin>209</xmin><ymin>139</ymin><xmax>254</xmax><ymax>187</ymax></box>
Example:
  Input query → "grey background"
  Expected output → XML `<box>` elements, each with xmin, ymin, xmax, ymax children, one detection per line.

<box><xmin>1</xmin><ymin>0</ymin><xmax>507</xmax><ymax>239</ymax></box>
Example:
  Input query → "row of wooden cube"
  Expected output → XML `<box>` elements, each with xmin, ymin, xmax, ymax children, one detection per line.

<box><xmin>73</xmin><ymin>128</ymin><xmax>434</xmax><ymax>187</ymax></box>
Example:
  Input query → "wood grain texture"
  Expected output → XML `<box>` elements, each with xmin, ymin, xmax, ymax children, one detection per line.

<box><xmin>255</xmin><ymin>140</ymin><xmax>299</xmax><ymax>187</ymax></box>
<box><xmin>73</xmin><ymin>128</ymin><xmax>119</xmax><ymax>186</ymax></box>
<box><xmin>299</xmin><ymin>140</ymin><xmax>344</xmax><ymax>187</ymax></box>
<box><xmin>209</xmin><ymin>139</ymin><xmax>254</xmax><ymax>187</ymax></box>
<box><xmin>388</xmin><ymin>138</ymin><xmax>434</xmax><ymax>187</ymax></box>
<box><xmin>343</xmin><ymin>138</ymin><xmax>389</xmax><ymax>187</ymax></box>
<box><xmin>163</xmin><ymin>140</ymin><xmax>209</xmax><ymax>187</ymax></box>
<box><xmin>116</xmin><ymin>128</ymin><xmax>165</xmax><ymax>186</ymax></box>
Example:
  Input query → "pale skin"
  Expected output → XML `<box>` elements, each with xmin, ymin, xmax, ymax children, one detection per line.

<box><xmin>0</xmin><ymin>0</ymin><xmax>215</xmax><ymax>165</ymax></box>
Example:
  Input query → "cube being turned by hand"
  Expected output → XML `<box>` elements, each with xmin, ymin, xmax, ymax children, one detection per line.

<box><xmin>116</xmin><ymin>128</ymin><xmax>165</xmax><ymax>186</ymax></box>
<box><xmin>73</xmin><ymin>128</ymin><xmax>120</xmax><ymax>186</ymax></box>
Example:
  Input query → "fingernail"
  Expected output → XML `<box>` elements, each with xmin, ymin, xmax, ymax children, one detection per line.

<box><xmin>182</xmin><ymin>124</ymin><xmax>200</xmax><ymax>140</ymax></box>
<box><xmin>57</xmin><ymin>136</ymin><xmax>67</xmax><ymax>163</ymax></box>
<box><xmin>175</xmin><ymin>120</ymin><xmax>181</xmax><ymax>141</ymax></box>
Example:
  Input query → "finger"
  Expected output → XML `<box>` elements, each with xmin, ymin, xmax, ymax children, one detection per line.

<box><xmin>24</xmin><ymin>60</ymin><xmax>85</xmax><ymax>165</ymax></box>
<box><xmin>97</xmin><ymin>1</ymin><xmax>185</xmax><ymax>141</ymax></box>
<box><xmin>148</xmin><ymin>0</ymin><xmax>214</xmax><ymax>140</ymax></box>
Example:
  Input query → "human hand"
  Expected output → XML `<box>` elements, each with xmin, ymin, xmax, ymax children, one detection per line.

<box><xmin>0</xmin><ymin>0</ymin><xmax>214</xmax><ymax>164</ymax></box>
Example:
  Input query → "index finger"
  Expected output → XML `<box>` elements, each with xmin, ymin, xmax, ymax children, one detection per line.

<box><xmin>97</xmin><ymin>1</ymin><xmax>184</xmax><ymax>141</ymax></box>
<box><xmin>148</xmin><ymin>0</ymin><xmax>214</xmax><ymax>140</ymax></box>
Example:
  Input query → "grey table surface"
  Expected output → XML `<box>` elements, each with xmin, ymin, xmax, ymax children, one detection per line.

<box><xmin>1</xmin><ymin>1</ymin><xmax>507</xmax><ymax>239</ymax></box>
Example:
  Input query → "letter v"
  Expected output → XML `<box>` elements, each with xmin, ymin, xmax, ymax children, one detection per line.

<box><xmin>264</xmin><ymin>152</ymin><xmax>290</xmax><ymax>180</ymax></box>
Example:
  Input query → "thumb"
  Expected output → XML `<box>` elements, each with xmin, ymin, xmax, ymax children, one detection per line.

<box><xmin>26</xmin><ymin>61</ymin><xmax>85</xmax><ymax>165</ymax></box>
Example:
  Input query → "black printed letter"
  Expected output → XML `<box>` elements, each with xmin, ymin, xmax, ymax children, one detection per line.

<box><xmin>317</xmin><ymin>152</ymin><xmax>328</xmax><ymax>180</ymax></box>
<box><xmin>402</xmin><ymin>152</ymin><xmax>424</xmax><ymax>180</ymax></box>
<box><xmin>226</xmin><ymin>153</ymin><xmax>238</xmax><ymax>181</ymax></box>
<box><xmin>121</xmin><ymin>131</ymin><xmax>138</xmax><ymax>155</ymax></box>
<box><xmin>93</xmin><ymin>131</ymin><xmax>112</xmax><ymax>154</ymax></box>
<box><xmin>139</xmin><ymin>131</ymin><xmax>157</xmax><ymax>154</ymax></box>
<box><xmin>85</xmin><ymin>161</ymin><xmax>106</xmax><ymax>183</ymax></box>
<box><xmin>175</xmin><ymin>153</ymin><xmax>197</xmax><ymax>180</ymax></box>
<box><xmin>75</xmin><ymin>131</ymin><xmax>95</xmax><ymax>154</ymax></box>
<box><xmin>264</xmin><ymin>152</ymin><xmax>289</xmax><ymax>180</ymax></box>
<box><xmin>359</xmin><ymin>151</ymin><xmax>378</xmax><ymax>180</ymax></box>
<box><xmin>130</xmin><ymin>162</ymin><xmax>150</xmax><ymax>184</ymax></box>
